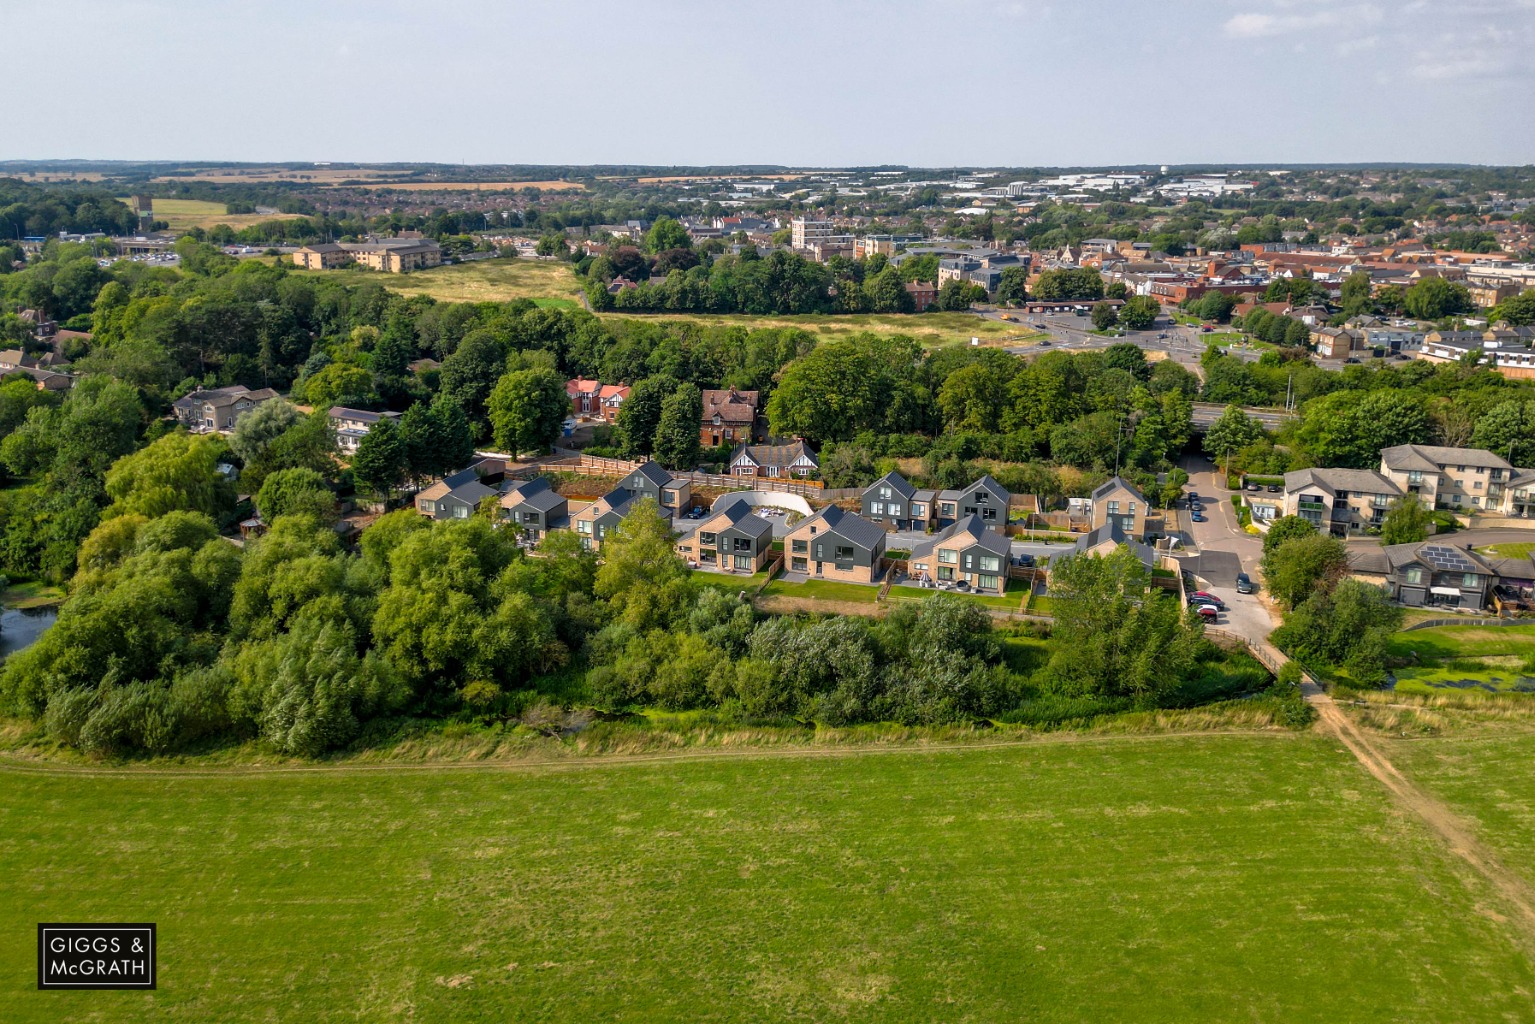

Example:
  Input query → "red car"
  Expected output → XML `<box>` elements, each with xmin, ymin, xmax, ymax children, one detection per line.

<box><xmin>1195</xmin><ymin>605</ymin><xmax>1219</xmax><ymax>622</ymax></box>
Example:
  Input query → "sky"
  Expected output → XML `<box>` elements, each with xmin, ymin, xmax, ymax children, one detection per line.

<box><xmin>5</xmin><ymin>0</ymin><xmax>1534</xmax><ymax>167</ymax></box>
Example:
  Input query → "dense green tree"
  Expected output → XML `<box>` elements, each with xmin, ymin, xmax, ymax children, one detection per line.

<box><xmin>643</xmin><ymin>217</ymin><xmax>692</xmax><ymax>254</ymax></box>
<box><xmin>1042</xmin><ymin>546</ymin><xmax>1205</xmax><ymax>699</ymax></box>
<box><xmin>937</xmin><ymin>362</ymin><xmax>1007</xmax><ymax>433</ymax></box>
<box><xmin>351</xmin><ymin>417</ymin><xmax>406</xmax><ymax>497</ymax></box>
<box><xmin>1403</xmin><ymin>276</ymin><xmax>1473</xmax><ymax>320</ymax></box>
<box><xmin>863</xmin><ymin>267</ymin><xmax>915</xmax><ymax>313</ymax></box>
<box><xmin>653</xmin><ymin>382</ymin><xmax>703</xmax><ymax>470</ymax></box>
<box><xmin>227</xmin><ymin>398</ymin><xmax>302</xmax><ymax>466</ymax></box>
<box><xmin>1118</xmin><ymin>295</ymin><xmax>1160</xmax><ymax>331</ymax></box>
<box><xmin>103</xmin><ymin>432</ymin><xmax>233</xmax><ymax>522</ymax></box>
<box><xmin>616</xmin><ymin>374</ymin><xmax>677</xmax><ymax>459</ymax></box>
<box><xmin>593</xmin><ymin>499</ymin><xmax>695</xmax><ymax>631</ymax></box>
<box><xmin>488</xmin><ymin>367</ymin><xmax>568</xmax><ymax>455</ymax></box>
<box><xmin>437</xmin><ymin>329</ymin><xmax>506</xmax><ymax>433</ymax></box>
<box><xmin>994</xmin><ymin>266</ymin><xmax>1029</xmax><ymax>305</ymax></box>
<box><xmin>1261</xmin><ymin>532</ymin><xmax>1349</xmax><ymax>608</ymax></box>
<box><xmin>1202</xmin><ymin>406</ymin><xmax>1264</xmax><ymax>466</ymax></box>
<box><xmin>256</xmin><ymin>468</ymin><xmax>336</xmax><ymax>524</ymax></box>
<box><xmin>1090</xmin><ymin>302</ymin><xmax>1119</xmax><ymax>331</ymax></box>
<box><xmin>1032</xmin><ymin>268</ymin><xmax>1104</xmax><ymax>301</ymax></box>
<box><xmin>1493</xmin><ymin>289</ymin><xmax>1535</xmax><ymax>327</ymax></box>
<box><xmin>1262</xmin><ymin>515</ymin><xmax>1316</xmax><ymax>556</ymax></box>
<box><xmin>768</xmin><ymin>334</ymin><xmax>928</xmax><ymax>443</ymax></box>
<box><xmin>1379</xmin><ymin>495</ymin><xmax>1430</xmax><ymax>545</ymax></box>
<box><xmin>1293</xmin><ymin>389</ymin><xmax>1431</xmax><ymax>468</ymax></box>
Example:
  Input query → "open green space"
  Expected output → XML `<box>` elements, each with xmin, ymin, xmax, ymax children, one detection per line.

<box><xmin>4</xmin><ymin>733</ymin><xmax>1534</xmax><ymax>1022</ymax></box>
<box><xmin>602</xmin><ymin>309</ymin><xmax>1038</xmax><ymax>349</ymax></box>
<box><xmin>1382</xmin><ymin>722</ymin><xmax>1535</xmax><ymax>895</ymax></box>
<box><xmin>1387</xmin><ymin>623</ymin><xmax>1535</xmax><ymax>695</ymax></box>
<box><xmin>297</xmin><ymin>258</ymin><xmax>586</xmax><ymax>306</ymax></box>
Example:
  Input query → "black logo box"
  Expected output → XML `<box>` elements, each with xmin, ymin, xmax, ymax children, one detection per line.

<box><xmin>37</xmin><ymin>924</ymin><xmax>156</xmax><ymax>991</ymax></box>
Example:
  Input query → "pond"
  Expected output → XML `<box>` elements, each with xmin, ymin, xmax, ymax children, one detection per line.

<box><xmin>0</xmin><ymin>606</ymin><xmax>59</xmax><ymax>660</ymax></box>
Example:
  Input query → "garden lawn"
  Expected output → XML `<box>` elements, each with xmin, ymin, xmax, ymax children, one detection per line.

<box><xmin>694</xmin><ymin>571</ymin><xmax>769</xmax><ymax>594</ymax></box>
<box><xmin>761</xmin><ymin>578</ymin><xmax>880</xmax><ymax>603</ymax></box>
<box><xmin>1387</xmin><ymin>623</ymin><xmax>1535</xmax><ymax>694</ymax></box>
<box><xmin>3</xmin><ymin>733</ymin><xmax>1534</xmax><ymax>1022</ymax></box>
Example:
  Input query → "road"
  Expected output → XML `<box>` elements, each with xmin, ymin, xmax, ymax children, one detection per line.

<box><xmin>1173</xmin><ymin>453</ymin><xmax>1275</xmax><ymax>644</ymax></box>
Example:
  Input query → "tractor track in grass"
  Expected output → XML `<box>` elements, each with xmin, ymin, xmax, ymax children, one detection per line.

<box><xmin>1306</xmin><ymin>677</ymin><xmax>1535</xmax><ymax>940</ymax></box>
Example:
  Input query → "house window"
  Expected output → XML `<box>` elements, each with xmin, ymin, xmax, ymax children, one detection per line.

<box><xmin>733</xmin><ymin>537</ymin><xmax>752</xmax><ymax>552</ymax></box>
<box><xmin>912</xmin><ymin>504</ymin><xmax>926</xmax><ymax>517</ymax></box>
<box><xmin>1128</xmin><ymin>503</ymin><xmax>1136</xmax><ymax>515</ymax></box>
<box><xmin>700</xmin><ymin>532</ymin><xmax>717</xmax><ymax>546</ymax></box>
<box><xmin>871</xmin><ymin>502</ymin><xmax>885</xmax><ymax>516</ymax></box>
<box><xmin>1108</xmin><ymin>501</ymin><xmax>1119</xmax><ymax>515</ymax></box>
<box><xmin>453</xmin><ymin>506</ymin><xmax>469</xmax><ymax>519</ymax></box>
<box><xmin>879</xmin><ymin>486</ymin><xmax>892</xmax><ymax>499</ymax></box>
<box><xmin>1405</xmin><ymin>568</ymin><xmax>1422</xmax><ymax>584</ymax></box>
<box><xmin>980</xmin><ymin>555</ymin><xmax>1001</xmax><ymax>572</ymax></box>
<box><xmin>420</xmin><ymin>501</ymin><xmax>436</xmax><ymax>514</ymax></box>
<box><xmin>791</xmin><ymin>557</ymin><xmax>807</xmax><ymax>571</ymax></box>
<box><xmin>791</xmin><ymin>539</ymin><xmax>807</xmax><ymax>554</ymax></box>
<box><xmin>814</xmin><ymin>543</ymin><xmax>824</xmax><ymax>560</ymax></box>
<box><xmin>938</xmin><ymin>549</ymin><xmax>957</xmax><ymax>564</ymax></box>
<box><xmin>940</xmin><ymin>502</ymin><xmax>955</xmax><ymax>518</ymax></box>
<box><xmin>1462</xmin><ymin>573</ymin><xmax>1478</xmax><ymax>588</ymax></box>
<box><xmin>577</xmin><ymin>520</ymin><xmax>591</xmax><ymax>534</ymax></box>
<box><xmin>734</xmin><ymin>554</ymin><xmax>753</xmax><ymax>570</ymax></box>
<box><xmin>889</xmin><ymin>503</ymin><xmax>902</xmax><ymax>516</ymax></box>
<box><xmin>976</xmin><ymin>575</ymin><xmax>999</xmax><ymax>592</ymax></box>
<box><xmin>962</xmin><ymin>552</ymin><xmax>974</xmax><ymax>570</ymax></box>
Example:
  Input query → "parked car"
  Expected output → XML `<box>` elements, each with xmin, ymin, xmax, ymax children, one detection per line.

<box><xmin>1190</xmin><ymin>591</ymin><xmax>1226</xmax><ymax>610</ymax></box>
<box><xmin>1194</xmin><ymin>604</ymin><xmax>1219</xmax><ymax>621</ymax></box>
<box><xmin>1015</xmin><ymin>553</ymin><xmax>1036</xmax><ymax>568</ymax></box>
<box><xmin>1191</xmin><ymin>513</ymin><xmax>1207</xmax><ymax>523</ymax></box>
<box><xmin>1235</xmin><ymin>572</ymin><xmax>1256</xmax><ymax>594</ymax></box>
<box><xmin>1245</xmin><ymin>483</ymin><xmax>1261</xmax><ymax>492</ymax></box>
<box><xmin>1266</xmin><ymin>484</ymin><xmax>1281</xmax><ymax>493</ymax></box>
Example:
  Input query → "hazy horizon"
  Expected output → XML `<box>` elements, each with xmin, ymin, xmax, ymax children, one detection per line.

<box><xmin>5</xmin><ymin>0</ymin><xmax>1534</xmax><ymax>166</ymax></box>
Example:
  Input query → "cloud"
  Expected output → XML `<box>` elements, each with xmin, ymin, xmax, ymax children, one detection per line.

<box><xmin>1223</xmin><ymin>4</ymin><xmax>1380</xmax><ymax>39</ymax></box>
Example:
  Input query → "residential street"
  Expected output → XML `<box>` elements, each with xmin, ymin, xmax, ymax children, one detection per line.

<box><xmin>1175</xmin><ymin>454</ymin><xmax>1276</xmax><ymax>644</ymax></box>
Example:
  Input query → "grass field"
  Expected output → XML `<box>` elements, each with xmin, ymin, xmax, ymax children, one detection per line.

<box><xmin>120</xmin><ymin>197</ymin><xmax>306</xmax><ymax>232</ymax></box>
<box><xmin>297</xmin><ymin>259</ymin><xmax>586</xmax><ymax>307</ymax></box>
<box><xmin>602</xmin><ymin>309</ymin><xmax>1037</xmax><ymax>349</ymax></box>
<box><xmin>5</xmin><ymin>732</ymin><xmax>1535</xmax><ymax>1022</ymax></box>
<box><xmin>1388</xmin><ymin>623</ymin><xmax>1535</xmax><ymax>694</ymax></box>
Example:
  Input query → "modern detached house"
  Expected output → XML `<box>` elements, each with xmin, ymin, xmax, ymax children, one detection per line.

<box><xmin>617</xmin><ymin>460</ymin><xmax>692</xmax><ymax>516</ymax></box>
<box><xmin>783</xmin><ymin>504</ymin><xmax>888</xmax><ymax>583</ymax></box>
<box><xmin>1087</xmin><ymin>477</ymin><xmax>1149</xmax><ymax>541</ymax></box>
<box><xmin>569</xmin><ymin>460</ymin><xmax>691</xmax><ymax>551</ymax></box>
<box><xmin>861</xmin><ymin>472</ymin><xmax>922</xmax><ymax>531</ymax></box>
<box><xmin>675</xmin><ymin>502</ymin><xmax>773</xmax><ymax>574</ymax></box>
<box><xmin>415</xmin><ymin>467</ymin><xmax>497</xmax><ymax>520</ymax></box>
<box><xmin>1354</xmin><ymin>540</ymin><xmax>1498</xmax><ymax>610</ymax></box>
<box><xmin>497</xmin><ymin>476</ymin><xmax>568</xmax><ymax>542</ymax></box>
<box><xmin>908</xmin><ymin>515</ymin><xmax>1011</xmax><ymax>594</ymax></box>
<box><xmin>728</xmin><ymin>440</ymin><xmax>819</xmax><ymax>479</ymax></box>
